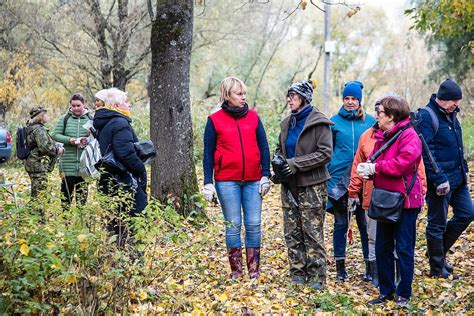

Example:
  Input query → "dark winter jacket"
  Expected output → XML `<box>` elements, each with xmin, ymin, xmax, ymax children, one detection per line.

<box><xmin>417</xmin><ymin>94</ymin><xmax>469</xmax><ymax>190</ymax></box>
<box><xmin>277</xmin><ymin>106</ymin><xmax>333</xmax><ymax>187</ymax></box>
<box><xmin>93</xmin><ymin>108</ymin><xmax>145</xmax><ymax>180</ymax></box>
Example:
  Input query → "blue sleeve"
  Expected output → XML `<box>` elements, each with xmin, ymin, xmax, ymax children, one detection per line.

<box><xmin>256</xmin><ymin>118</ymin><xmax>271</xmax><ymax>177</ymax></box>
<box><xmin>203</xmin><ymin>118</ymin><xmax>216</xmax><ymax>185</ymax></box>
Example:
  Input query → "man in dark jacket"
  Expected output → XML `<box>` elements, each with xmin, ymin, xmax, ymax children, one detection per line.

<box><xmin>93</xmin><ymin>88</ymin><xmax>147</xmax><ymax>246</ymax></box>
<box><xmin>417</xmin><ymin>79</ymin><xmax>473</xmax><ymax>279</ymax></box>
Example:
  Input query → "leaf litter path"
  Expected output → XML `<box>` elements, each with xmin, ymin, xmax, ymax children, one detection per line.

<box><xmin>149</xmin><ymin>186</ymin><xmax>473</xmax><ymax>314</ymax></box>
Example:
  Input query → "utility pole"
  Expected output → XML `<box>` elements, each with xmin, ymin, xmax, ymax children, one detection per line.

<box><xmin>323</xmin><ymin>0</ymin><xmax>334</xmax><ymax>113</ymax></box>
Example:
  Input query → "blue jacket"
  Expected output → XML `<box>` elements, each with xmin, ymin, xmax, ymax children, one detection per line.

<box><xmin>416</xmin><ymin>94</ymin><xmax>469</xmax><ymax>189</ymax></box>
<box><xmin>327</xmin><ymin>106</ymin><xmax>376</xmax><ymax>208</ymax></box>
<box><xmin>93</xmin><ymin>108</ymin><xmax>146</xmax><ymax>179</ymax></box>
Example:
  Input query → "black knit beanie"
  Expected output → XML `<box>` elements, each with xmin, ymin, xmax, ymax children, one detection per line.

<box><xmin>437</xmin><ymin>79</ymin><xmax>462</xmax><ymax>100</ymax></box>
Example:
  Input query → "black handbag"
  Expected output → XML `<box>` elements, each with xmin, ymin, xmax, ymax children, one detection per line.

<box><xmin>134</xmin><ymin>140</ymin><xmax>157</xmax><ymax>163</ymax></box>
<box><xmin>95</xmin><ymin>150</ymin><xmax>127</xmax><ymax>175</ymax></box>
<box><xmin>368</xmin><ymin>169</ymin><xmax>417</xmax><ymax>223</ymax></box>
<box><xmin>367</xmin><ymin>124</ymin><xmax>418</xmax><ymax>223</ymax></box>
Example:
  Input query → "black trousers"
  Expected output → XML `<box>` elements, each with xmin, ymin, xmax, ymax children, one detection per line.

<box><xmin>61</xmin><ymin>176</ymin><xmax>88</xmax><ymax>207</ymax></box>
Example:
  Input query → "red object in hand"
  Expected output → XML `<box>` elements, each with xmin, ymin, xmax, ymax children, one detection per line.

<box><xmin>347</xmin><ymin>228</ymin><xmax>354</xmax><ymax>245</ymax></box>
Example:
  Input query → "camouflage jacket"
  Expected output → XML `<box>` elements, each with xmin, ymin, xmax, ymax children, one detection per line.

<box><xmin>24</xmin><ymin>123</ymin><xmax>58</xmax><ymax>173</ymax></box>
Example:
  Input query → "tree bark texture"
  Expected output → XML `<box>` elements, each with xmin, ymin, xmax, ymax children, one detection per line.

<box><xmin>150</xmin><ymin>0</ymin><xmax>198</xmax><ymax>216</ymax></box>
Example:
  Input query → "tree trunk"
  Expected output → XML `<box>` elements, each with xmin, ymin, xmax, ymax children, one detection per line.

<box><xmin>150</xmin><ymin>0</ymin><xmax>199</xmax><ymax>216</ymax></box>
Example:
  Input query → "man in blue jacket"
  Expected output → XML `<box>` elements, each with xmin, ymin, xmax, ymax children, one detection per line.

<box><xmin>417</xmin><ymin>79</ymin><xmax>473</xmax><ymax>279</ymax></box>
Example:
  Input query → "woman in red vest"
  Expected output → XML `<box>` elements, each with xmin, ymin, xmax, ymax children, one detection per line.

<box><xmin>202</xmin><ymin>77</ymin><xmax>271</xmax><ymax>279</ymax></box>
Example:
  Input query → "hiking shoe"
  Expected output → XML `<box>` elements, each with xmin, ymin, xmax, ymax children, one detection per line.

<box><xmin>368</xmin><ymin>294</ymin><xmax>394</xmax><ymax>305</ymax></box>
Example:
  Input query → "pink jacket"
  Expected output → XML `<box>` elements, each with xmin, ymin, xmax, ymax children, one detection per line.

<box><xmin>372</xmin><ymin>118</ymin><xmax>424</xmax><ymax>209</ymax></box>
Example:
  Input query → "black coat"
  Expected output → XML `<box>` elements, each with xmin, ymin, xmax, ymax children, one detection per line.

<box><xmin>93</xmin><ymin>108</ymin><xmax>145</xmax><ymax>178</ymax></box>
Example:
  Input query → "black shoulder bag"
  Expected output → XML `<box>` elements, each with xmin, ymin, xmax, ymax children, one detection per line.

<box><xmin>367</xmin><ymin>126</ymin><xmax>418</xmax><ymax>224</ymax></box>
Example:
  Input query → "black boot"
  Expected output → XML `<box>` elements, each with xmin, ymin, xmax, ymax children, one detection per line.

<box><xmin>425</xmin><ymin>250</ymin><xmax>453</xmax><ymax>273</ymax></box>
<box><xmin>370</xmin><ymin>260</ymin><xmax>379</xmax><ymax>287</ymax></box>
<box><xmin>443</xmin><ymin>228</ymin><xmax>461</xmax><ymax>273</ymax></box>
<box><xmin>336</xmin><ymin>259</ymin><xmax>348</xmax><ymax>281</ymax></box>
<box><xmin>427</xmin><ymin>238</ymin><xmax>458</xmax><ymax>279</ymax></box>
<box><xmin>363</xmin><ymin>260</ymin><xmax>372</xmax><ymax>282</ymax></box>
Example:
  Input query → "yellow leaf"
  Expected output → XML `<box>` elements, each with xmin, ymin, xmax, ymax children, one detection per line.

<box><xmin>18</xmin><ymin>238</ymin><xmax>26</xmax><ymax>244</ymax></box>
<box><xmin>219</xmin><ymin>293</ymin><xmax>228</xmax><ymax>302</ymax></box>
<box><xmin>138</xmin><ymin>289</ymin><xmax>148</xmax><ymax>301</ymax></box>
<box><xmin>77</xmin><ymin>234</ymin><xmax>87</xmax><ymax>243</ymax></box>
<box><xmin>65</xmin><ymin>275</ymin><xmax>77</xmax><ymax>284</ymax></box>
<box><xmin>79</xmin><ymin>242</ymin><xmax>89</xmax><ymax>250</ymax></box>
<box><xmin>4</xmin><ymin>233</ymin><xmax>11</xmax><ymax>245</ymax></box>
<box><xmin>20</xmin><ymin>243</ymin><xmax>30</xmax><ymax>256</ymax></box>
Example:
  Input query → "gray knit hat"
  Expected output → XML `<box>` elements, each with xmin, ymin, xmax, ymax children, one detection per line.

<box><xmin>288</xmin><ymin>80</ymin><xmax>313</xmax><ymax>102</ymax></box>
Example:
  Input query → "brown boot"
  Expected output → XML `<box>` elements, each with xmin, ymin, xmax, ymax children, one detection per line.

<box><xmin>246</xmin><ymin>247</ymin><xmax>261</xmax><ymax>279</ymax></box>
<box><xmin>227</xmin><ymin>248</ymin><xmax>243</xmax><ymax>279</ymax></box>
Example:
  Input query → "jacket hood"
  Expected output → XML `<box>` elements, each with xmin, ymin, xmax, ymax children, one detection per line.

<box><xmin>67</xmin><ymin>108</ymin><xmax>91</xmax><ymax>118</ymax></box>
<box><xmin>93</xmin><ymin>108</ymin><xmax>131</xmax><ymax>130</ymax></box>
<box><xmin>281</xmin><ymin>106</ymin><xmax>333</xmax><ymax>129</ymax></box>
<box><xmin>337</xmin><ymin>106</ymin><xmax>358</xmax><ymax>120</ymax></box>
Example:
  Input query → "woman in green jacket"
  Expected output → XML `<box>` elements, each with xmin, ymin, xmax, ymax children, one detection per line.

<box><xmin>52</xmin><ymin>93</ymin><xmax>92</xmax><ymax>208</ymax></box>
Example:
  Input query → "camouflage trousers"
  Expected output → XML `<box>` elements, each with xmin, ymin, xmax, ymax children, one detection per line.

<box><xmin>28</xmin><ymin>172</ymin><xmax>49</xmax><ymax>198</ymax></box>
<box><xmin>282</xmin><ymin>182</ymin><xmax>327</xmax><ymax>282</ymax></box>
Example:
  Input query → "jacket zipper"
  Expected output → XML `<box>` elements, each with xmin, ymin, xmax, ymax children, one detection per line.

<box><xmin>235</xmin><ymin>119</ymin><xmax>245</xmax><ymax>181</ymax></box>
<box><xmin>352</xmin><ymin>120</ymin><xmax>355</xmax><ymax>156</ymax></box>
<box><xmin>216</xmin><ymin>155</ymin><xmax>223</xmax><ymax>175</ymax></box>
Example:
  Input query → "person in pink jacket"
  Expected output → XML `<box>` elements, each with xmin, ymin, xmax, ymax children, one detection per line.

<box><xmin>357</xmin><ymin>96</ymin><xmax>423</xmax><ymax>307</ymax></box>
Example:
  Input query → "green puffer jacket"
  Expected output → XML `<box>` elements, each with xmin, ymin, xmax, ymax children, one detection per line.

<box><xmin>24</xmin><ymin>123</ymin><xmax>58</xmax><ymax>173</ymax></box>
<box><xmin>52</xmin><ymin>110</ymin><xmax>92</xmax><ymax>177</ymax></box>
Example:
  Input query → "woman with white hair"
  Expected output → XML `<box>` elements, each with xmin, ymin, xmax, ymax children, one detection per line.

<box><xmin>93</xmin><ymin>88</ymin><xmax>147</xmax><ymax>245</ymax></box>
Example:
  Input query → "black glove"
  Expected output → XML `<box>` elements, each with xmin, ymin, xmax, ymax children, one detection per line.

<box><xmin>271</xmin><ymin>154</ymin><xmax>294</xmax><ymax>180</ymax></box>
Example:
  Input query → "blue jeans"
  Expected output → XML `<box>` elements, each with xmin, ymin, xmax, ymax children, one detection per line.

<box><xmin>332</xmin><ymin>200</ymin><xmax>369</xmax><ymax>260</ymax></box>
<box><xmin>426</xmin><ymin>184</ymin><xmax>473</xmax><ymax>242</ymax></box>
<box><xmin>376</xmin><ymin>208</ymin><xmax>420</xmax><ymax>299</ymax></box>
<box><xmin>215</xmin><ymin>181</ymin><xmax>262</xmax><ymax>248</ymax></box>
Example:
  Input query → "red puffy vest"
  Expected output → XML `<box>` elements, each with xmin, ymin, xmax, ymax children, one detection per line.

<box><xmin>210</xmin><ymin>109</ymin><xmax>262</xmax><ymax>181</ymax></box>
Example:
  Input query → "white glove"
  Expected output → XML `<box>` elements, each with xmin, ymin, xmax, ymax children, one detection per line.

<box><xmin>357</xmin><ymin>163</ymin><xmax>376</xmax><ymax>179</ymax></box>
<box><xmin>436</xmin><ymin>181</ymin><xmax>450</xmax><ymax>196</ymax></box>
<box><xmin>348</xmin><ymin>197</ymin><xmax>360</xmax><ymax>213</ymax></box>
<box><xmin>202</xmin><ymin>183</ymin><xmax>216</xmax><ymax>202</ymax></box>
<box><xmin>259</xmin><ymin>176</ymin><xmax>271</xmax><ymax>197</ymax></box>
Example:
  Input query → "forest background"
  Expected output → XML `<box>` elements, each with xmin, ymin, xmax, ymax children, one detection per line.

<box><xmin>0</xmin><ymin>0</ymin><xmax>473</xmax><ymax>313</ymax></box>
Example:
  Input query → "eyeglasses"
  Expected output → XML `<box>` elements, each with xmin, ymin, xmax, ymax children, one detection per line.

<box><xmin>375</xmin><ymin>109</ymin><xmax>385</xmax><ymax>116</ymax></box>
<box><xmin>287</xmin><ymin>92</ymin><xmax>298</xmax><ymax>100</ymax></box>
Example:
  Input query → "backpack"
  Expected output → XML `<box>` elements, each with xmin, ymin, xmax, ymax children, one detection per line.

<box><xmin>63</xmin><ymin>112</ymin><xmax>93</xmax><ymax>134</ymax></box>
<box><xmin>415</xmin><ymin>106</ymin><xmax>439</xmax><ymax>135</ymax></box>
<box><xmin>79</xmin><ymin>137</ymin><xmax>101</xmax><ymax>179</ymax></box>
<box><xmin>16</xmin><ymin>126</ymin><xmax>30</xmax><ymax>160</ymax></box>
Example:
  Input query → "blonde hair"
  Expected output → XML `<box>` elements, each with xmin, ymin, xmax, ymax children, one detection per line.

<box><xmin>104</xmin><ymin>88</ymin><xmax>128</xmax><ymax>107</ymax></box>
<box><xmin>30</xmin><ymin>112</ymin><xmax>47</xmax><ymax>124</ymax></box>
<box><xmin>219</xmin><ymin>77</ymin><xmax>247</xmax><ymax>103</ymax></box>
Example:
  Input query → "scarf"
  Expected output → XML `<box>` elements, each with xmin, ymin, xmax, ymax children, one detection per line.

<box><xmin>221</xmin><ymin>101</ymin><xmax>249</xmax><ymax>118</ymax></box>
<box><xmin>103</xmin><ymin>105</ymin><xmax>131</xmax><ymax>118</ymax></box>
